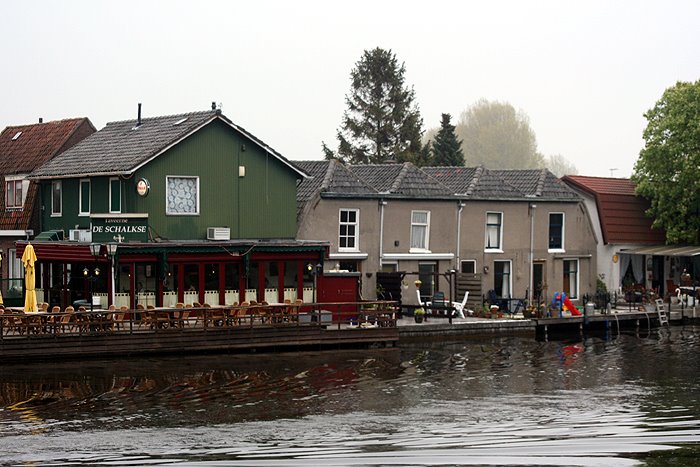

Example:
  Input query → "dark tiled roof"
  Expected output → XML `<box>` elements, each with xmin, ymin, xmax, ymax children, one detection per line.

<box><xmin>492</xmin><ymin>169</ymin><xmax>579</xmax><ymax>200</ymax></box>
<box><xmin>30</xmin><ymin>110</ymin><xmax>304</xmax><ymax>179</ymax></box>
<box><xmin>295</xmin><ymin>161</ymin><xmax>583</xmax><ymax>224</ymax></box>
<box><xmin>422</xmin><ymin>166</ymin><xmax>478</xmax><ymax>194</ymax></box>
<box><xmin>0</xmin><ymin>118</ymin><xmax>94</xmax><ymax>174</ymax></box>
<box><xmin>562</xmin><ymin>175</ymin><xmax>665</xmax><ymax>245</ymax></box>
<box><xmin>348</xmin><ymin>164</ymin><xmax>405</xmax><ymax>193</ymax></box>
<box><xmin>31</xmin><ymin>111</ymin><xmax>220</xmax><ymax>178</ymax></box>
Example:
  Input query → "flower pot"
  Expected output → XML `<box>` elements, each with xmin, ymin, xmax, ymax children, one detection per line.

<box><xmin>414</xmin><ymin>315</ymin><xmax>423</xmax><ymax>323</ymax></box>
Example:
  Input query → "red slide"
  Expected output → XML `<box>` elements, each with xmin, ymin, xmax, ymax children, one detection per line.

<box><xmin>563</xmin><ymin>297</ymin><xmax>583</xmax><ymax>316</ymax></box>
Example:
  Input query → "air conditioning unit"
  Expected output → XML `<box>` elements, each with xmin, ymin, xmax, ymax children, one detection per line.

<box><xmin>207</xmin><ymin>227</ymin><xmax>230</xmax><ymax>241</ymax></box>
<box><xmin>69</xmin><ymin>229</ymin><xmax>92</xmax><ymax>242</ymax></box>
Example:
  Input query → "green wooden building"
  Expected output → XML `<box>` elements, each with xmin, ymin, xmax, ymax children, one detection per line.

<box><xmin>24</xmin><ymin>106</ymin><xmax>327</xmax><ymax>309</ymax></box>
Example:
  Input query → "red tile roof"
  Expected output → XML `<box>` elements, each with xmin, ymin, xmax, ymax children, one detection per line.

<box><xmin>0</xmin><ymin>118</ymin><xmax>95</xmax><ymax>174</ymax></box>
<box><xmin>0</xmin><ymin>117</ymin><xmax>95</xmax><ymax>231</ymax></box>
<box><xmin>562</xmin><ymin>175</ymin><xmax>666</xmax><ymax>245</ymax></box>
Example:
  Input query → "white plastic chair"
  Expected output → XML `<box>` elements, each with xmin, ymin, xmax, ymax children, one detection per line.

<box><xmin>452</xmin><ymin>291</ymin><xmax>470</xmax><ymax>318</ymax></box>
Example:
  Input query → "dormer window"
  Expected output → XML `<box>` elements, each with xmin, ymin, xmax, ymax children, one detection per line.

<box><xmin>6</xmin><ymin>179</ymin><xmax>25</xmax><ymax>209</ymax></box>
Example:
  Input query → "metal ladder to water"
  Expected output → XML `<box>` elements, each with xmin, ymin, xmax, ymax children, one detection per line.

<box><xmin>655</xmin><ymin>299</ymin><xmax>669</xmax><ymax>327</ymax></box>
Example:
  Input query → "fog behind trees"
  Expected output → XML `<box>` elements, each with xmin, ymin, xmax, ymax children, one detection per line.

<box><xmin>426</xmin><ymin>99</ymin><xmax>578</xmax><ymax>176</ymax></box>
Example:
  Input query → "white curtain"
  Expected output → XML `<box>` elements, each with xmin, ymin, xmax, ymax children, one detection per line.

<box><xmin>631</xmin><ymin>255</ymin><xmax>644</xmax><ymax>283</ymax></box>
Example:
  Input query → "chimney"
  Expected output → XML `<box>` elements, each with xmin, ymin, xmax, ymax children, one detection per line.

<box><xmin>211</xmin><ymin>101</ymin><xmax>216</xmax><ymax>111</ymax></box>
<box><xmin>137</xmin><ymin>103</ymin><xmax>142</xmax><ymax>127</ymax></box>
<box><xmin>39</xmin><ymin>117</ymin><xmax>43</xmax><ymax>123</ymax></box>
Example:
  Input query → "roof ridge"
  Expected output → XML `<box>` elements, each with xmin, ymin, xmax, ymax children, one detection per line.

<box><xmin>466</xmin><ymin>165</ymin><xmax>484</xmax><ymax>196</ymax></box>
<box><xmin>105</xmin><ymin>109</ymin><xmax>216</xmax><ymax>126</ymax></box>
<box><xmin>534</xmin><ymin>168</ymin><xmax>548</xmax><ymax>197</ymax></box>
<box><xmin>389</xmin><ymin>162</ymin><xmax>411</xmax><ymax>193</ymax></box>
<box><xmin>321</xmin><ymin>159</ymin><xmax>337</xmax><ymax>190</ymax></box>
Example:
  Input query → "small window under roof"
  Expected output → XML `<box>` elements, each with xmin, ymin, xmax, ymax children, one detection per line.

<box><xmin>12</xmin><ymin>131</ymin><xmax>22</xmax><ymax>141</ymax></box>
<box><xmin>174</xmin><ymin>117</ymin><xmax>188</xmax><ymax>125</ymax></box>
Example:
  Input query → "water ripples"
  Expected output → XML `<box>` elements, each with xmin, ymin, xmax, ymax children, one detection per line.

<box><xmin>1</xmin><ymin>327</ymin><xmax>699</xmax><ymax>464</ymax></box>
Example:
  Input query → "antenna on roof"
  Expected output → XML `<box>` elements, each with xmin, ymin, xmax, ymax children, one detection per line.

<box><xmin>609</xmin><ymin>168</ymin><xmax>618</xmax><ymax>177</ymax></box>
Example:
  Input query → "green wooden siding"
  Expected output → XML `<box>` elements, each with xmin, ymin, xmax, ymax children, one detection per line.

<box><xmin>40</xmin><ymin>119</ymin><xmax>299</xmax><ymax>240</ymax></box>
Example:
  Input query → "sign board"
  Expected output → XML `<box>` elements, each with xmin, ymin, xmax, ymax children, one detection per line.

<box><xmin>91</xmin><ymin>214</ymin><xmax>149</xmax><ymax>243</ymax></box>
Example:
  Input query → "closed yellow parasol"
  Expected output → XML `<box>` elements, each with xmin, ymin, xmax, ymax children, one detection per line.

<box><xmin>22</xmin><ymin>243</ymin><xmax>38</xmax><ymax>313</ymax></box>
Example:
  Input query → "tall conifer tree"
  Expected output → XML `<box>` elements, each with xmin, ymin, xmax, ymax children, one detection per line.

<box><xmin>328</xmin><ymin>48</ymin><xmax>424</xmax><ymax>164</ymax></box>
<box><xmin>431</xmin><ymin>113</ymin><xmax>464</xmax><ymax>166</ymax></box>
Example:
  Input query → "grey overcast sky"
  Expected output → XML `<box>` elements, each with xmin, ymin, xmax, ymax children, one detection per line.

<box><xmin>2</xmin><ymin>0</ymin><xmax>699</xmax><ymax>178</ymax></box>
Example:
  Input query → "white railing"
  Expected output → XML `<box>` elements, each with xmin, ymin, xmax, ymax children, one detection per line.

<box><xmin>245</xmin><ymin>289</ymin><xmax>257</xmax><ymax>302</ymax></box>
<box><xmin>264</xmin><ymin>288</ymin><xmax>278</xmax><ymax>303</ymax></box>
<box><xmin>163</xmin><ymin>291</ymin><xmax>178</xmax><ymax>308</ymax></box>
<box><xmin>283</xmin><ymin>288</ymin><xmax>297</xmax><ymax>302</ymax></box>
<box><xmin>183</xmin><ymin>290</ymin><xmax>199</xmax><ymax>306</ymax></box>
<box><xmin>224</xmin><ymin>289</ymin><xmax>239</xmax><ymax>305</ymax></box>
<box><xmin>93</xmin><ymin>293</ymin><xmax>108</xmax><ymax>308</ymax></box>
<box><xmin>115</xmin><ymin>293</ymin><xmax>130</xmax><ymax>308</ymax></box>
<box><xmin>303</xmin><ymin>287</ymin><xmax>314</xmax><ymax>302</ymax></box>
<box><xmin>136</xmin><ymin>292</ymin><xmax>156</xmax><ymax>308</ymax></box>
<box><xmin>204</xmin><ymin>290</ymin><xmax>219</xmax><ymax>306</ymax></box>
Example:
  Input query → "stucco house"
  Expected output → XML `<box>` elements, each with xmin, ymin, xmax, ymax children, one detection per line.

<box><xmin>297</xmin><ymin>161</ymin><xmax>598</xmax><ymax>310</ymax></box>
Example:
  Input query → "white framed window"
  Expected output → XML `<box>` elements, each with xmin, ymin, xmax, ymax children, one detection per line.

<box><xmin>549</xmin><ymin>212</ymin><xmax>565</xmax><ymax>251</ymax></box>
<box><xmin>410</xmin><ymin>210</ymin><xmax>430</xmax><ymax>251</ymax></box>
<box><xmin>5</xmin><ymin>179</ymin><xmax>27</xmax><ymax>209</ymax></box>
<box><xmin>79</xmin><ymin>179</ymin><xmax>91</xmax><ymax>216</ymax></box>
<box><xmin>338</xmin><ymin>209</ymin><xmax>359</xmax><ymax>251</ymax></box>
<box><xmin>166</xmin><ymin>176</ymin><xmax>200</xmax><ymax>215</ymax></box>
<box><xmin>109</xmin><ymin>177</ymin><xmax>121</xmax><ymax>213</ymax></box>
<box><xmin>51</xmin><ymin>180</ymin><xmax>62</xmax><ymax>216</ymax></box>
<box><xmin>485</xmin><ymin>212</ymin><xmax>503</xmax><ymax>251</ymax></box>
<box><xmin>461</xmin><ymin>259</ymin><xmax>476</xmax><ymax>274</ymax></box>
<box><xmin>563</xmin><ymin>259</ymin><xmax>579</xmax><ymax>299</ymax></box>
<box><xmin>494</xmin><ymin>259</ymin><xmax>512</xmax><ymax>296</ymax></box>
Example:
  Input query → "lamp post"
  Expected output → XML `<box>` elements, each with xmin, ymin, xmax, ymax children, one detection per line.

<box><xmin>87</xmin><ymin>243</ymin><xmax>101</xmax><ymax>311</ymax></box>
<box><xmin>83</xmin><ymin>265</ymin><xmax>100</xmax><ymax>312</ymax></box>
<box><xmin>106</xmin><ymin>243</ymin><xmax>118</xmax><ymax>307</ymax></box>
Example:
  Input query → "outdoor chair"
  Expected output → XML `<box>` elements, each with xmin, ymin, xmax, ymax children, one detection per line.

<box><xmin>60</xmin><ymin>306</ymin><xmax>76</xmax><ymax>333</ymax></box>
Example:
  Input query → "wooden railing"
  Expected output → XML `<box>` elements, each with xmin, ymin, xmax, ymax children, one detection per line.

<box><xmin>0</xmin><ymin>301</ymin><xmax>399</xmax><ymax>339</ymax></box>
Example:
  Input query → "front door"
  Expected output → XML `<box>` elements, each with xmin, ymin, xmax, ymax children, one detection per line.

<box><xmin>533</xmin><ymin>261</ymin><xmax>545</xmax><ymax>304</ymax></box>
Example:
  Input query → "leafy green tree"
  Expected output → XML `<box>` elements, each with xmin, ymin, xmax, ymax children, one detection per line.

<box><xmin>633</xmin><ymin>79</ymin><xmax>700</xmax><ymax>244</ymax></box>
<box><xmin>431</xmin><ymin>113</ymin><xmax>464</xmax><ymax>166</ymax></box>
<box><xmin>329</xmin><ymin>48</ymin><xmax>424</xmax><ymax>164</ymax></box>
<box><xmin>456</xmin><ymin>99</ymin><xmax>544</xmax><ymax>169</ymax></box>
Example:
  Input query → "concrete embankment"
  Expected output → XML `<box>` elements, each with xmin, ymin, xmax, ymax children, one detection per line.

<box><xmin>396</xmin><ymin>316</ymin><xmax>536</xmax><ymax>340</ymax></box>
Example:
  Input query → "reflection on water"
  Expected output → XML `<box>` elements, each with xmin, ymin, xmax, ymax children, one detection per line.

<box><xmin>1</xmin><ymin>326</ymin><xmax>699</xmax><ymax>465</ymax></box>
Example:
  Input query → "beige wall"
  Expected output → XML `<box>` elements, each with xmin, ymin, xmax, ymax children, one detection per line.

<box><xmin>298</xmin><ymin>196</ymin><xmax>597</xmax><ymax>306</ymax></box>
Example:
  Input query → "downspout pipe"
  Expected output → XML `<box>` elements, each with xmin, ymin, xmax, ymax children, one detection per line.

<box><xmin>456</xmin><ymin>201</ymin><xmax>465</xmax><ymax>270</ymax></box>
<box><xmin>379</xmin><ymin>199</ymin><xmax>387</xmax><ymax>269</ymax></box>
<box><xmin>528</xmin><ymin>203</ymin><xmax>537</xmax><ymax>303</ymax></box>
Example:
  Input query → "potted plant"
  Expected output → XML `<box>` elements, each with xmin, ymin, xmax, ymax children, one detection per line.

<box><xmin>414</xmin><ymin>307</ymin><xmax>425</xmax><ymax>323</ymax></box>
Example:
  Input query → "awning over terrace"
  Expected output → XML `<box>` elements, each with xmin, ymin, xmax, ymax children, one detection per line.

<box><xmin>620</xmin><ymin>245</ymin><xmax>700</xmax><ymax>257</ymax></box>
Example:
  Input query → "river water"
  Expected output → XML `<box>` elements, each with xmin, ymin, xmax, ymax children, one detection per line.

<box><xmin>1</xmin><ymin>325</ymin><xmax>699</xmax><ymax>466</ymax></box>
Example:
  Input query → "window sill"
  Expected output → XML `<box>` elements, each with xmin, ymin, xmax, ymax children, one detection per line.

<box><xmin>484</xmin><ymin>249</ymin><xmax>503</xmax><ymax>254</ymax></box>
<box><xmin>548</xmin><ymin>248</ymin><xmax>566</xmax><ymax>254</ymax></box>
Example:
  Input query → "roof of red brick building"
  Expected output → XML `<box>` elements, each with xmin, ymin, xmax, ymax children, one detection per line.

<box><xmin>0</xmin><ymin>118</ymin><xmax>95</xmax><ymax>174</ymax></box>
<box><xmin>562</xmin><ymin>175</ymin><xmax>666</xmax><ymax>245</ymax></box>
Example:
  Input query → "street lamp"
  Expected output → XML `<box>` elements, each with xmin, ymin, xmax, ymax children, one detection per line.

<box><xmin>87</xmin><ymin>243</ymin><xmax>101</xmax><ymax>311</ymax></box>
<box><xmin>83</xmin><ymin>266</ymin><xmax>100</xmax><ymax>312</ymax></box>
<box><xmin>106</xmin><ymin>243</ymin><xmax>118</xmax><ymax>307</ymax></box>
